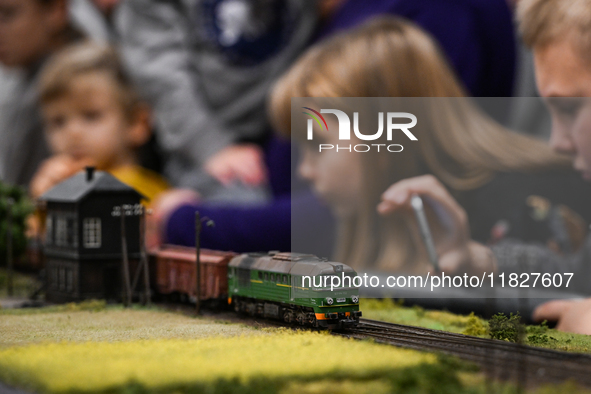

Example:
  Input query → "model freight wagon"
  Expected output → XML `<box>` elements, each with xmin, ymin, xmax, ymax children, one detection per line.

<box><xmin>228</xmin><ymin>252</ymin><xmax>361</xmax><ymax>329</ymax></box>
<box><xmin>151</xmin><ymin>245</ymin><xmax>236</xmax><ymax>304</ymax></box>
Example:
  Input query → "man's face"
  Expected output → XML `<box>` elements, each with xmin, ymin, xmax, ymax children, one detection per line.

<box><xmin>0</xmin><ymin>0</ymin><xmax>67</xmax><ymax>68</ymax></box>
<box><xmin>535</xmin><ymin>38</ymin><xmax>591</xmax><ymax>180</ymax></box>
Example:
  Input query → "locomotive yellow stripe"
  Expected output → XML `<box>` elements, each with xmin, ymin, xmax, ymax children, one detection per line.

<box><xmin>250</xmin><ymin>280</ymin><xmax>263</xmax><ymax>283</ymax></box>
<box><xmin>276</xmin><ymin>284</ymin><xmax>291</xmax><ymax>287</ymax></box>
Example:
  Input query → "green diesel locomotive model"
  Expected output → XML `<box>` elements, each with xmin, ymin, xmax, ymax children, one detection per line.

<box><xmin>228</xmin><ymin>252</ymin><xmax>362</xmax><ymax>329</ymax></box>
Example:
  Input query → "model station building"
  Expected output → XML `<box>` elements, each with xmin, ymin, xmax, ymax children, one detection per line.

<box><xmin>40</xmin><ymin>168</ymin><xmax>143</xmax><ymax>302</ymax></box>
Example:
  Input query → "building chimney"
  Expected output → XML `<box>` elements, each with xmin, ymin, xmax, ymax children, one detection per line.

<box><xmin>85</xmin><ymin>166</ymin><xmax>95</xmax><ymax>182</ymax></box>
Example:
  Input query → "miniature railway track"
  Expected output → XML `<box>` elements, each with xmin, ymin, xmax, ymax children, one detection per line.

<box><xmin>335</xmin><ymin>319</ymin><xmax>591</xmax><ymax>387</ymax></box>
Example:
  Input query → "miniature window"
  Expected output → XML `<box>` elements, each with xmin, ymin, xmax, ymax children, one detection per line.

<box><xmin>67</xmin><ymin>217</ymin><xmax>78</xmax><ymax>248</ymax></box>
<box><xmin>59</xmin><ymin>267</ymin><xmax>66</xmax><ymax>291</ymax></box>
<box><xmin>55</xmin><ymin>217</ymin><xmax>68</xmax><ymax>247</ymax></box>
<box><xmin>66</xmin><ymin>268</ymin><xmax>73</xmax><ymax>293</ymax></box>
<box><xmin>83</xmin><ymin>218</ymin><xmax>101</xmax><ymax>248</ymax></box>
<box><xmin>264</xmin><ymin>273</ymin><xmax>268</xmax><ymax>281</ymax></box>
<box><xmin>270</xmin><ymin>274</ymin><xmax>275</xmax><ymax>282</ymax></box>
<box><xmin>283</xmin><ymin>275</ymin><xmax>287</xmax><ymax>284</ymax></box>
<box><xmin>50</xmin><ymin>267</ymin><xmax>58</xmax><ymax>290</ymax></box>
<box><xmin>45</xmin><ymin>215</ymin><xmax>53</xmax><ymax>245</ymax></box>
<box><xmin>258</xmin><ymin>271</ymin><xmax>263</xmax><ymax>280</ymax></box>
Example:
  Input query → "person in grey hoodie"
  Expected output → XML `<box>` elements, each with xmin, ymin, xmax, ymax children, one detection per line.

<box><xmin>69</xmin><ymin>0</ymin><xmax>120</xmax><ymax>43</ymax></box>
<box><xmin>115</xmin><ymin>0</ymin><xmax>317</xmax><ymax>202</ymax></box>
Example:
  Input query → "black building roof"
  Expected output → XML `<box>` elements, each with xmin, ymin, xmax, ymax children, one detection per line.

<box><xmin>39</xmin><ymin>169</ymin><xmax>144</xmax><ymax>203</ymax></box>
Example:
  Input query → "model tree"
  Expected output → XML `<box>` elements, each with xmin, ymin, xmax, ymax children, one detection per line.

<box><xmin>0</xmin><ymin>181</ymin><xmax>33</xmax><ymax>266</ymax></box>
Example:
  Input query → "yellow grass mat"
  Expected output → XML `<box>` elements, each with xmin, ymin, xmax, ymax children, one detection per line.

<box><xmin>0</xmin><ymin>309</ymin><xmax>259</xmax><ymax>348</ymax></box>
<box><xmin>0</xmin><ymin>331</ymin><xmax>452</xmax><ymax>394</ymax></box>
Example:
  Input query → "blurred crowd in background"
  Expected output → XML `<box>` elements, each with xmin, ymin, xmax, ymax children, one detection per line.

<box><xmin>0</xmin><ymin>0</ymin><xmax>549</xmax><ymax>246</ymax></box>
<box><xmin>0</xmin><ymin>0</ymin><xmax>528</xmax><ymax>189</ymax></box>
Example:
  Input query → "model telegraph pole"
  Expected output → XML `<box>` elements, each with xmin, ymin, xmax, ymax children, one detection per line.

<box><xmin>140</xmin><ymin>207</ymin><xmax>151</xmax><ymax>305</ymax></box>
<box><xmin>195</xmin><ymin>212</ymin><xmax>214</xmax><ymax>315</ymax></box>
<box><xmin>132</xmin><ymin>207</ymin><xmax>152</xmax><ymax>305</ymax></box>
<box><xmin>195</xmin><ymin>212</ymin><xmax>201</xmax><ymax>315</ymax></box>
<box><xmin>120</xmin><ymin>205</ymin><xmax>132</xmax><ymax>307</ymax></box>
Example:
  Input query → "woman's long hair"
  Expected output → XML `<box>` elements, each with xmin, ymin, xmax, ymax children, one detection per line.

<box><xmin>269</xmin><ymin>17</ymin><xmax>570</xmax><ymax>272</ymax></box>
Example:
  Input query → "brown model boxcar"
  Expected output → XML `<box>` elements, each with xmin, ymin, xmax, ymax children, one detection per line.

<box><xmin>151</xmin><ymin>245</ymin><xmax>236</xmax><ymax>302</ymax></box>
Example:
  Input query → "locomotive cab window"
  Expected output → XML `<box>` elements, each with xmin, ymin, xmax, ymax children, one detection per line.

<box><xmin>238</xmin><ymin>268</ymin><xmax>251</xmax><ymax>287</ymax></box>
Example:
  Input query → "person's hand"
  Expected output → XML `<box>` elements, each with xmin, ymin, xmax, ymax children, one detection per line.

<box><xmin>377</xmin><ymin>175</ymin><xmax>496</xmax><ymax>275</ymax></box>
<box><xmin>533</xmin><ymin>298</ymin><xmax>591</xmax><ymax>335</ymax></box>
<box><xmin>204</xmin><ymin>144</ymin><xmax>267</xmax><ymax>186</ymax></box>
<box><xmin>29</xmin><ymin>155</ymin><xmax>94</xmax><ymax>199</ymax></box>
<box><xmin>146</xmin><ymin>189</ymin><xmax>200</xmax><ymax>251</ymax></box>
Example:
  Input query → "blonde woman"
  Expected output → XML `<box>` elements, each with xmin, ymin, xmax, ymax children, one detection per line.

<box><xmin>270</xmin><ymin>17</ymin><xmax>590</xmax><ymax>274</ymax></box>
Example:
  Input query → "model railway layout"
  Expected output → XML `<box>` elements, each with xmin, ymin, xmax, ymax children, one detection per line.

<box><xmin>7</xmin><ymin>169</ymin><xmax>591</xmax><ymax>389</ymax></box>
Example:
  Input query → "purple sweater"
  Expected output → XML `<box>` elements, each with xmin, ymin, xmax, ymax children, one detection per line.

<box><xmin>166</xmin><ymin>0</ymin><xmax>517</xmax><ymax>253</ymax></box>
<box><xmin>317</xmin><ymin>0</ymin><xmax>516</xmax><ymax>97</ymax></box>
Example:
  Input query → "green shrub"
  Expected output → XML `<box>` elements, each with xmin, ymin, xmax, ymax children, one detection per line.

<box><xmin>489</xmin><ymin>312</ymin><xmax>524</xmax><ymax>342</ymax></box>
<box><xmin>527</xmin><ymin>334</ymin><xmax>549</xmax><ymax>344</ymax></box>
<box><xmin>462</xmin><ymin>312</ymin><xmax>487</xmax><ymax>336</ymax></box>
<box><xmin>527</xmin><ymin>319</ymin><xmax>549</xmax><ymax>335</ymax></box>
<box><xmin>528</xmin><ymin>333</ymin><xmax>558</xmax><ymax>345</ymax></box>
<box><xmin>412</xmin><ymin>304</ymin><xmax>425</xmax><ymax>318</ymax></box>
<box><xmin>0</xmin><ymin>181</ymin><xmax>33</xmax><ymax>266</ymax></box>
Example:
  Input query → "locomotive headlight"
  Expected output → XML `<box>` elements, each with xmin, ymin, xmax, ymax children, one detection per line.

<box><xmin>352</xmin><ymin>295</ymin><xmax>359</xmax><ymax>303</ymax></box>
<box><xmin>326</xmin><ymin>297</ymin><xmax>334</xmax><ymax>305</ymax></box>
